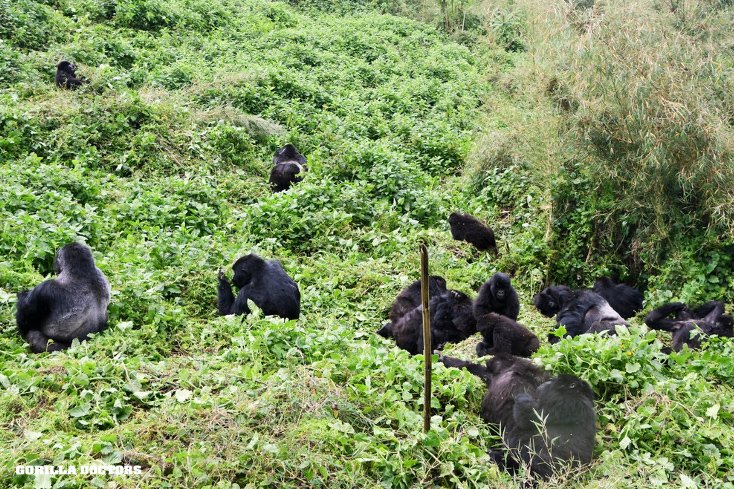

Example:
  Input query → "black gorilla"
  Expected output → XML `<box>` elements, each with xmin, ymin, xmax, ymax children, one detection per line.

<box><xmin>645</xmin><ymin>301</ymin><xmax>733</xmax><ymax>352</ymax></box>
<box><xmin>269</xmin><ymin>144</ymin><xmax>307</xmax><ymax>192</ymax></box>
<box><xmin>496</xmin><ymin>374</ymin><xmax>596</xmax><ymax>479</ymax></box>
<box><xmin>55</xmin><ymin>61</ymin><xmax>86</xmax><ymax>89</ymax></box>
<box><xmin>440</xmin><ymin>354</ymin><xmax>596</xmax><ymax>480</ymax></box>
<box><xmin>217</xmin><ymin>254</ymin><xmax>300</xmax><ymax>319</ymax></box>
<box><xmin>592</xmin><ymin>277</ymin><xmax>643</xmax><ymax>319</ymax></box>
<box><xmin>535</xmin><ymin>286</ymin><xmax>627</xmax><ymax>343</ymax></box>
<box><xmin>475</xmin><ymin>312</ymin><xmax>539</xmax><ymax>358</ymax></box>
<box><xmin>448</xmin><ymin>213</ymin><xmax>497</xmax><ymax>253</ymax></box>
<box><xmin>16</xmin><ymin>243</ymin><xmax>110</xmax><ymax>353</ymax></box>
<box><xmin>377</xmin><ymin>276</ymin><xmax>448</xmax><ymax>338</ymax></box>
<box><xmin>390</xmin><ymin>290</ymin><xmax>476</xmax><ymax>354</ymax></box>
<box><xmin>473</xmin><ymin>272</ymin><xmax>520</xmax><ymax>321</ymax></box>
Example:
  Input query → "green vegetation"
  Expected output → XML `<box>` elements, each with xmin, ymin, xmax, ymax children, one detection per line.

<box><xmin>1</xmin><ymin>0</ymin><xmax>733</xmax><ymax>487</ymax></box>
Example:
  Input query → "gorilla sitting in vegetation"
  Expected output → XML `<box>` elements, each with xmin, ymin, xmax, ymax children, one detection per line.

<box><xmin>592</xmin><ymin>277</ymin><xmax>643</xmax><ymax>319</ymax></box>
<box><xmin>535</xmin><ymin>286</ymin><xmax>627</xmax><ymax>342</ymax></box>
<box><xmin>390</xmin><ymin>290</ymin><xmax>476</xmax><ymax>354</ymax></box>
<box><xmin>16</xmin><ymin>243</ymin><xmax>110</xmax><ymax>353</ymax></box>
<box><xmin>217</xmin><ymin>254</ymin><xmax>300</xmax><ymax>320</ymax></box>
<box><xmin>377</xmin><ymin>276</ymin><xmax>448</xmax><ymax>338</ymax></box>
<box><xmin>473</xmin><ymin>272</ymin><xmax>520</xmax><ymax>321</ymax></box>
<box><xmin>55</xmin><ymin>61</ymin><xmax>86</xmax><ymax>90</ymax></box>
<box><xmin>475</xmin><ymin>312</ymin><xmax>539</xmax><ymax>358</ymax></box>
<box><xmin>448</xmin><ymin>212</ymin><xmax>497</xmax><ymax>253</ymax></box>
<box><xmin>440</xmin><ymin>354</ymin><xmax>596</xmax><ymax>481</ymax></box>
<box><xmin>645</xmin><ymin>301</ymin><xmax>733</xmax><ymax>352</ymax></box>
<box><xmin>269</xmin><ymin>144</ymin><xmax>307</xmax><ymax>192</ymax></box>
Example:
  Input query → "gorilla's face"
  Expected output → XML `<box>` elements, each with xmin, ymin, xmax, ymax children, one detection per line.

<box><xmin>534</xmin><ymin>286</ymin><xmax>572</xmax><ymax>317</ymax></box>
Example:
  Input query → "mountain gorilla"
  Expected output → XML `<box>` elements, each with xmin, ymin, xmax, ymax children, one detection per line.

<box><xmin>645</xmin><ymin>301</ymin><xmax>733</xmax><ymax>352</ymax></box>
<box><xmin>269</xmin><ymin>144</ymin><xmax>307</xmax><ymax>192</ymax></box>
<box><xmin>55</xmin><ymin>61</ymin><xmax>86</xmax><ymax>90</ymax></box>
<box><xmin>473</xmin><ymin>272</ymin><xmax>520</xmax><ymax>321</ymax></box>
<box><xmin>475</xmin><ymin>312</ymin><xmax>539</xmax><ymax>358</ymax></box>
<box><xmin>440</xmin><ymin>354</ymin><xmax>596</xmax><ymax>480</ymax></box>
<box><xmin>377</xmin><ymin>276</ymin><xmax>448</xmax><ymax>338</ymax></box>
<box><xmin>448</xmin><ymin>213</ymin><xmax>497</xmax><ymax>253</ymax></box>
<box><xmin>16</xmin><ymin>243</ymin><xmax>110</xmax><ymax>353</ymax></box>
<box><xmin>390</xmin><ymin>290</ymin><xmax>476</xmax><ymax>354</ymax></box>
<box><xmin>535</xmin><ymin>286</ymin><xmax>627</xmax><ymax>343</ymax></box>
<box><xmin>217</xmin><ymin>254</ymin><xmax>300</xmax><ymax>319</ymax></box>
<box><xmin>592</xmin><ymin>277</ymin><xmax>643</xmax><ymax>319</ymax></box>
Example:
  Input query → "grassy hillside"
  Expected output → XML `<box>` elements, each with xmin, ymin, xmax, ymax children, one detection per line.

<box><xmin>1</xmin><ymin>0</ymin><xmax>733</xmax><ymax>487</ymax></box>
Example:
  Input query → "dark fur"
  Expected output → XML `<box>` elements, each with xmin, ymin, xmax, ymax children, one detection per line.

<box><xmin>495</xmin><ymin>374</ymin><xmax>596</xmax><ymax>479</ymax></box>
<box><xmin>644</xmin><ymin>301</ymin><xmax>733</xmax><ymax>352</ymax></box>
<box><xmin>440</xmin><ymin>354</ymin><xmax>596</xmax><ymax>480</ymax></box>
<box><xmin>592</xmin><ymin>277</ymin><xmax>643</xmax><ymax>319</ymax></box>
<box><xmin>269</xmin><ymin>144</ymin><xmax>307</xmax><ymax>192</ymax></box>
<box><xmin>535</xmin><ymin>287</ymin><xmax>627</xmax><ymax>343</ymax></box>
<box><xmin>475</xmin><ymin>312</ymin><xmax>539</xmax><ymax>358</ymax></box>
<box><xmin>448</xmin><ymin>212</ymin><xmax>497</xmax><ymax>252</ymax></box>
<box><xmin>533</xmin><ymin>285</ymin><xmax>573</xmax><ymax>318</ymax></box>
<box><xmin>16</xmin><ymin>243</ymin><xmax>110</xmax><ymax>353</ymax></box>
<box><xmin>377</xmin><ymin>276</ymin><xmax>447</xmax><ymax>338</ymax></box>
<box><xmin>217</xmin><ymin>254</ymin><xmax>300</xmax><ymax>320</ymax></box>
<box><xmin>474</xmin><ymin>272</ymin><xmax>520</xmax><ymax>321</ymax></box>
<box><xmin>391</xmin><ymin>290</ymin><xmax>476</xmax><ymax>354</ymax></box>
<box><xmin>55</xmin><ymin>61</ymin><xmax>85</xmax><ymax>90</ymax></box>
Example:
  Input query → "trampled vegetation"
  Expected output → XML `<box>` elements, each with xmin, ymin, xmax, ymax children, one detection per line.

<box><xmin>1</xmin><ymin>0</ymin><xmax>733</xmax><ymax>487</ymax></box>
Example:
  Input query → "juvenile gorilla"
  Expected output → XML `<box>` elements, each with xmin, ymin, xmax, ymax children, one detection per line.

<box><xmin>448</xmin><ymin>212</ymin><xmax>497</xmax><ymax>253</ymax></box>
<box><xmin>269</xmin><ymin>144</ymin><xmax>307</xmax><ymax>192</ymax></box>
<box><xmin>535</xmin><ymin>286</ymin><xmax>627</xmax><ymax>343</ymax></box>
<box><xmin>217</xmin><ymin>254</ymin><xmax>300</xmax><ymax>320</ymax></box>
<box><xmin>475</xmin><ymin>312</ymin><xmax>539</xmax><ymax>358</ymax></box>
<box><xmin>440</xmin><ymin>354</ymin><xmax>596</xmax><ymax>480</ymax></box>
<box><xmin>592</xmin><ymin>277</ymin><xmax>643</xmax><ymax>319</ymax></box>
<box><xmin>55</xmin><ymin>61</ymin><xmax>86</xmax><ymax>89</ymax></box>
<box><xmin>16</xmin><ymin>243</ymin><xmax>110</xmax><ymax>353</ymax></box>
<box><xmin>645</xmin><ymin>301</ymin><xmax>733</xmax><ymax>352</ymax></box>
<box><xmin>391</xmin><ymin>290</ymin><xmax>476</xmax><ymax>354</ymax></box>
<box><xmin>377</xmin><ymin>276</ymin><xmax>448</xmax><ymax>338</ymax></box>
<box><xmin>473</xmin><ymin>272</ymin><xmax>520</xmax><ymax>320</ymax></box>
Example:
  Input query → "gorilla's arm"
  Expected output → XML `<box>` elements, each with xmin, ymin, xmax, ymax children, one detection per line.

<box><xmin>695</xmin><ymin>301</ymin><xmax>725</xmax><ymax>323</ymax></box>
<box><xmin>644</xmin><ymin>302</ymin><xmax>687</xmax><ymax>332</ymax></box>
<box><xmin>512</xmin><ymin>392</ymin><xmax>541</xmax><ymax>432</ymax></box>
<box><xmin>439</xmin><ymin>356</ymin><xmax>493</xmax><ymax>384</ymax></box>
<box><xmin>217</xmin><ymin>270</ymin><xmax>237</xmax><ymax>315</ymax></box>
<box><xmin>15</xmin><ymin>282</ymin><xmax>53</xmax><ymax>334</ymax></box>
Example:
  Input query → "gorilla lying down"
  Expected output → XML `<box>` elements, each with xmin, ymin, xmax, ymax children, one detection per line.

<box><xmin>534</xmin><ymin>286</ymin><xmax>628</xmax><ymax>343</ymax></box>
<box><xmin>441</xmin><ymin>354</ymin><xmax>596</xmax><ymax>480</ymax></box>
<box><xmin>645</xmin><ymin>301</ymin><xmax>733</xmax><ymax>352</ymax></box>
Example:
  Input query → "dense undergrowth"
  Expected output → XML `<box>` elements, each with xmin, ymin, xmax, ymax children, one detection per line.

<box><xmin>1</xmin><ymin>0</ymin><xmax>733</xmax><ymax>487</ymax></box>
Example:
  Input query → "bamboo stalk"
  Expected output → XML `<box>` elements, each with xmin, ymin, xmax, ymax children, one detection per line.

<box><xmin>420</xmin><ymin>243</ymin><xmax>432</xmax><ymax>433</ymax></box>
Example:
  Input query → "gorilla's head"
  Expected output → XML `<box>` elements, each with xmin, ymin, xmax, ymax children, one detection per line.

<box><xmin>534</xmin><ymin>285</ymin><xmax>573</xmax><ymax>317</ymax></box>
<box><xmin>54</xmin><ymin>242</ymin><xmax>95</xmax><ymax>275</ymax></box>
<box><xmin>232</xmin><ymin>254</ymin><xmax>266</xmax><ymax>288</ymax></box>
<box><xmin>489</xmin><ymin>272</ymin><xmax>512</xmax><ymax>302</ymax></box>
<box><xmin>273</xmin><ymin>144</ymin><xmax>307</xmax><ymax>165</ymax></box>
<box><xmin>57</xmin><ymin>60</ymin><xmax>76</xmax><ymax>74</ymax></box>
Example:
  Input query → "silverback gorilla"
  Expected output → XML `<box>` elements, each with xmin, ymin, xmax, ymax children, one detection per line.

<box><xmin>535</xmin><ymin>286</ymin><xmax>628</xmax><ymax>343</ymax></box>
<box><xmin>55</xmin><ymin>61</ymin><xmax>85</xmax><ymax>89</ymax></box>
<box><xmin>440</xmin><ymin>354</ymin><xmax>596</xmax><ymax>481</ymax></box>
<box><xmin>269</xmin><ymin>144</ymin><xmax>307</xmax><ymax>192</ymax></box>
<box><xmin>217</xmin><ymin>254</ymin><xmax>300</xmax><ymax>319</ymax></box>
<box><xmin>16</xmin><ymin>243</ymin><xmax>110</xmax><ymax>353</ymax></box>
<box><xmin>448</xmin><ymin>212</ymin><xmax>497</xmax><ymax>253</ymax></box>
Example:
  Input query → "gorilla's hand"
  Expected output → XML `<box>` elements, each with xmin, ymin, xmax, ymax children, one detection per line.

<box><xmin>218</xmin><ymin>268</ymin><xmax>228</xmax><ymax>282</ymax></box>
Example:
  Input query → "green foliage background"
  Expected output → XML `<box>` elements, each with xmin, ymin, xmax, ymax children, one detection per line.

<box><xmin>1</xmin><ymin>0</ymin><xmax>733</xmax><ymax>487</ymax></box>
